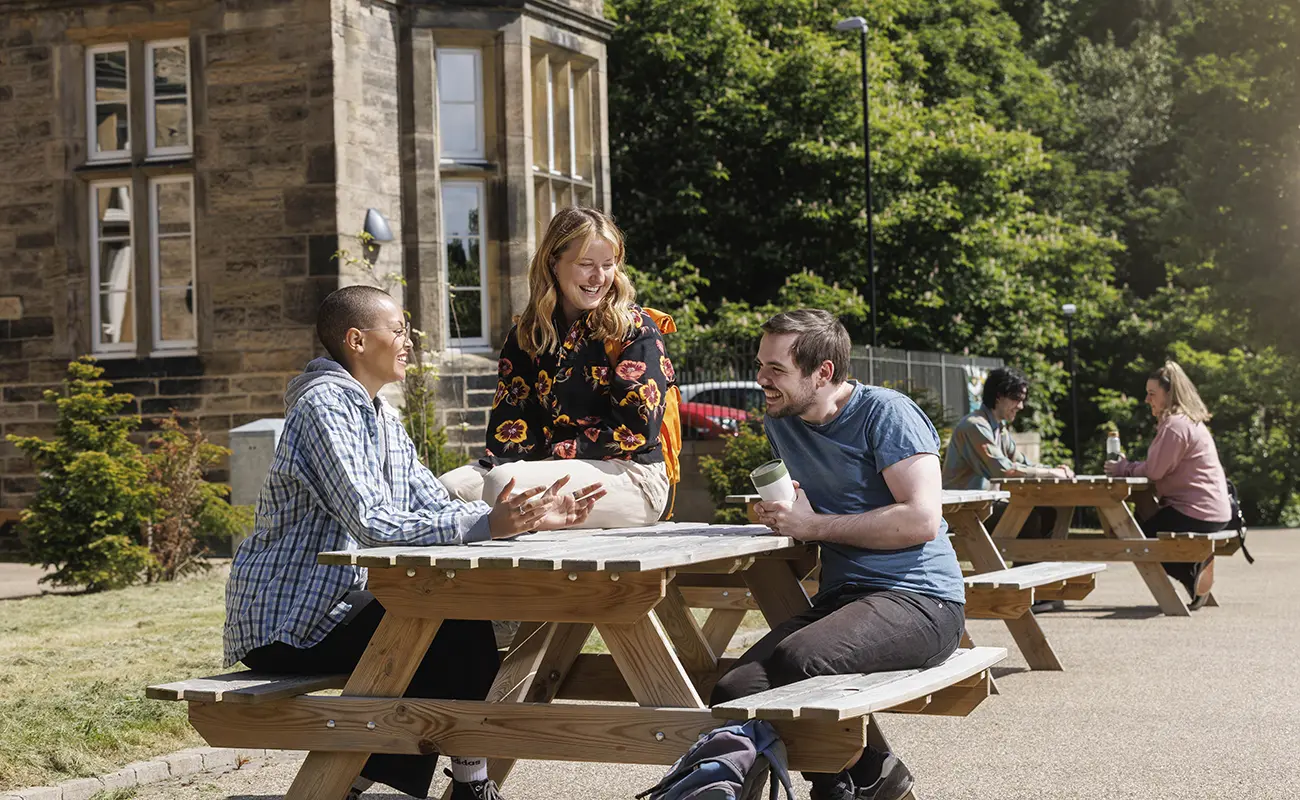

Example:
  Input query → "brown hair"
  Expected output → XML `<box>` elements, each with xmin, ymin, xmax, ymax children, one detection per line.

<box><xmin>761</xmin><ymin>309</ymin><xmax>851</xmax><ymax>383</ymax></box>
<box><xmin>1149</xmin><ymin>360</ymin><xmax>1211</xmax><ymax>424</ymax></box>
<box><xmin>515</xmin><ymin>207</ymin><xmax>637</xmax><ymax>356</ymax></box>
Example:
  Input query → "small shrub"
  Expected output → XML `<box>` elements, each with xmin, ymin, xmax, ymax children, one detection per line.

<box><xmin>6</xmin><ymin>357</ymin><xmax>156</xmax><ymax>591</ymax></box>
<box><xmin>145</xmin><ymin>415</ymin><xmax>253</xmax><ymax>582</ymax></box>
<box><xmin>699</xmin><ymin>425</ymin><xmax>774</xmax><ymax>524</ymax></box>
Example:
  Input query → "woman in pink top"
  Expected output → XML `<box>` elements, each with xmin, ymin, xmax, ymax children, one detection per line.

<box><xmin>1104</xmin><ymin>361</ymin><xmax>1231</xmax><ymax>608</ymax></box>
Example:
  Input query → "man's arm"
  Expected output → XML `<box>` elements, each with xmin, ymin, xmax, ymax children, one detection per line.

<box><xmin>755</xmin><ymin>453</ymin><xmax>943</xmax><ymax>550</ymax></box>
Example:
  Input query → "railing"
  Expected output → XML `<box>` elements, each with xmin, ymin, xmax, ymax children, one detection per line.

<box><xmin>670</xmin><ymin>335</ymin><xmax>1002</xmax><ymax>434</ymax></box>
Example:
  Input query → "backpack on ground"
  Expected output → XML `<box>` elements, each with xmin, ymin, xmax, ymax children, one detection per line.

<box><xmin>1225</xmin><ymin>479</ymin><xmax>1255</xmax><ymax>564</ymax></box>
<box><xmin>636</xmin><ymin>720</ymin><xmax>795</xmax><ymax>800</ymax></box>
<box><xmin>604</xmin><ymin>306</ymin><xmax>683</xmax><ymax>518</ymax></box>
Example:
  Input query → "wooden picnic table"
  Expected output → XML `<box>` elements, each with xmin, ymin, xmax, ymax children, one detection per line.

<box><xmin>184</xmin><ymin>523</ymin><xmax>938</xmax><ymax>799</ymax></box>
<box><xmin>722</xmin><ymin>490</ymin><xmax>1101</xmax><ymax>671</ymax></box>
<box><xmin>990</xmin><ymin>476</ymin><xmax>1209</xmax><ymax>616</ymax></box>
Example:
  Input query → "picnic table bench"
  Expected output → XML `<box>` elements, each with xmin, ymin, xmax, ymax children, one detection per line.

<box><xmin>148</xmin><ymin>523</ymin><xmax>1005</xmax><ymax>800</ymax></box>
<box><xmin>725</xmin><ymin>490</ymin><xmax>1106</xmax><ymax>671</ymax></box>
<box><xmin>990</xmin><ymin>476</ymin><xmax>1234</xmax><ymax>616</ymax></box>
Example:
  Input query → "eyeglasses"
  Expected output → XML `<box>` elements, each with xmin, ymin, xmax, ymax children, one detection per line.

<box><xmin>359</xmin><ymin>320</ymin><xmax>412</xmax><ymax>342</ymax></box>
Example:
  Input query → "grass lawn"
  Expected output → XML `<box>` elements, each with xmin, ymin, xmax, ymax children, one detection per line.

<box><xmin>0</xmin><ymin>564</ymin><xmax>774</xmax><ymax>792</ymax></box>
<box><xmin>0</xmin><ymin>567</ymin><xmax>228</xmax><ymax>791</ymax></box>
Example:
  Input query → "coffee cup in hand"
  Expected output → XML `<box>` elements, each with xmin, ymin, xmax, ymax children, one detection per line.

<box><xmin>750</xmin><ymin>459</ymin><xmax>796</xmax><ymax>503</ymax></box>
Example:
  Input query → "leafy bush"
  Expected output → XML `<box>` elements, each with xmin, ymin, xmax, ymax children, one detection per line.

<box><xmin>6</xmin><ymin>357</ymin><xmax>156</xmax><ymax>591</ymax></box>
<box><xmin>699</xmin><ymin>425</ymin><xmax>774</xmax><ymax>524</ymax></box>
<box><xmin>145</xmin><ymin>415</ymin><xmax>253</xmax><ymax>582</ymax></box>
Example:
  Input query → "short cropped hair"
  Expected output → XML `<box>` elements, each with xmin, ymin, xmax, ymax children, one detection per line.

<box><xmin>982</xmin><ymin>367</ymin><xmax>1030</xmax><ymax>408</ymax></box>
<box><xmin>760</xmin><ymin>309</ymin><xmax>851</xmax><ymax>383</ymax></box>
<box><xmin>316</xmin><ymin>285</ymin><xmax>394</xmax><ymax>363</ymax></box>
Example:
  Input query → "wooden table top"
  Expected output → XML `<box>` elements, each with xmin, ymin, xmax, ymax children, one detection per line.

<box><xmin>725</xmin><ymin>489</ymin><xmax>1009</xmax><ymax>509</ymax></box>
<box><xmin>318</xmin><ymin>522</ymin><xmax>805</xmax><ymax>572</ymax></box>
<box><xmin>994</xmin><ymin>475</ymin><xmax>1149</xmax><ymax>486</ymax></box>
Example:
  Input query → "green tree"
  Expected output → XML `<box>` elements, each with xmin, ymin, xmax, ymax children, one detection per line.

<box><xmin>6</xmin><ymin>358</ymin><xmax>156</xmax><ymax>591</ymax></box>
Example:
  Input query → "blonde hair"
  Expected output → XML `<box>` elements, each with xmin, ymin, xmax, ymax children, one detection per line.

<box><xmin>516</xmin><ymin>207</ymin><xmax>637</xmax><ymax>356</ymax></box>
<box><xmin>1150</xmin><ymin>360</ymin><xmax>1211</xmax><ymax>424</ymax></box>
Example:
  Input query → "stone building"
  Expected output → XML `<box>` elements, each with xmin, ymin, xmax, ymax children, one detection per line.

<box><xmin>0</xmin><ymin>0</ymin><xmax>614</xmax><ymax>553</ymax></box>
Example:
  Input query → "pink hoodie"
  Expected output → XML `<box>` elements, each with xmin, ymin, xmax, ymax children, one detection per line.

<box><xmin>1117</xmin><ymin>413</ymin><xmax>1231</xmax><ymax>522</ymax></box>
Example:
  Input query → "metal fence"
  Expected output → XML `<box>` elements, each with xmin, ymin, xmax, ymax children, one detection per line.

<box><xmin>670</xmin><ymin>335</ymin><xmax>1002</xmax><ymax>429</ymax></box>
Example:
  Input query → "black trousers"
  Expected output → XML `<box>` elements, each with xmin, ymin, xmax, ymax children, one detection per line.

<box><xmin>242</xmin><ymin>592</ymin><xmax>500</xmax><ymax>798</ymax></box>
<box><xmin>1137</xmin><ymin>506</ymin><xmax>1230</xmax><ymax>592</ymax></box>
<box><xmin>709</xmin><ymin>586</ymin><xmax>965</xmax><ymax>778</ymax></box>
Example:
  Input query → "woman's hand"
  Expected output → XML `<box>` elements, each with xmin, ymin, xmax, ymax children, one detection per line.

<box><xmin>534</xmin><ymin>478</ymin><xmax>606</xmax><ymax>530</ymax></box>
<box><xmin>1103</xmin><ymin>457</ymin><xmax>1127</xmax><ymax>477</ymax></box>
<box><xmin>486</xmin><ymin>476</ymin><xmax>607</xmax><ymax>538</ymax></box>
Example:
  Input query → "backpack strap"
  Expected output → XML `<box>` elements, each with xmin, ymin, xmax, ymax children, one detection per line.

<box><xmin>747</xmin><ymin>721</ymin><xmax>795</xmax><ymax>800</ymax></box>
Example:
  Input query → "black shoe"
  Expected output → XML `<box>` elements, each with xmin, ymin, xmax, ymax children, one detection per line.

<box><xmin>1030</xmin><ymin>600</ymin><xmax>1066</xmax><ymax>614</ymax></box>
<box><xmin>446</xmin><ymin>769</ymin><xmax>506</xmax><ymax>800</ymax></box>
<box><xmin>851</xmin><ymin>753</ymin><xmax>915</xmax><ymax>800</ymax></box>
<box><xmin>808</xmin><ymin>770</ymin><xmax>856</xmax><ymax>800</ymax></box>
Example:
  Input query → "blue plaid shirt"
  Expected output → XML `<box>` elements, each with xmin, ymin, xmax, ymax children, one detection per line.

<box><xmin>223</xmin><ymin>360</ymin><xmax>491</xmax><ymax>666</ymax></box>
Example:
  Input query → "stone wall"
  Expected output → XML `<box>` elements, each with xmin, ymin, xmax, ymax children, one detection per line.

<box><xmin>0</xmin><ymin>0</ymin><xmax>340</xmax><ymax>557</ymax></box>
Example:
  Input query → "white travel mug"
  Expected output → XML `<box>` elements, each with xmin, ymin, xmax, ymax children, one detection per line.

<box><xmin>750</xmin><ymin>459</ymin><xmax>796</xmax><ymax>503</ymax></box>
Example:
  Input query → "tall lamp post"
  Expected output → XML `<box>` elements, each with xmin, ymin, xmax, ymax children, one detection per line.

<box><xmin>835</xmin><ymin>15</ymin><xmax>877</xmax><ymax>349</ymax></box>
<box><xmin>1062</xmin><ymin>303</ymin><xmax>1080</xmax><ymax>470</ymax></box>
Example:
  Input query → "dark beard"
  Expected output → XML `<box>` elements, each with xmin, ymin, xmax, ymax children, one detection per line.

<box><xmin>766</xmin><ymin>385</ymin><xmax>817</xmax><ymax>419</ymax></box>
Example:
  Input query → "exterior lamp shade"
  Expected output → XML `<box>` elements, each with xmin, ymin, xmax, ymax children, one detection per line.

<box><xmin>364</xmin><ymin>208</ymin><xmax>394</xmax><ymax>243</ymax></box>
<box><xmin>1061</xmin><ymin>303</ymin><xmax>1077</xmax><ymax>317</ymax></box>
<box><xmin>835</xmin><ymin>16</ymin><xmax>868</xmax><ymax>31</ymax></box>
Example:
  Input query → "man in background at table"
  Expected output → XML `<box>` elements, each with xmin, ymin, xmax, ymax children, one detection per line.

<box><xmin>223</xmin><ymin>285</ymin><xmax>603</xmax><ymax>800</ymax></box>
<box><xmin>942</xmin><ymin>366</ymin><xmax>1074</xmax><ymax>538</ymax></box>
<box><xmin>711</xmin><ymin>309</ymin><xmax>966</xmax><ymax>800</ymax></box>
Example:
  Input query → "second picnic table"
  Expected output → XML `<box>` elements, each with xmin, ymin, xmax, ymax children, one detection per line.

<box><xmin>724</xmin><ymin>490</ymin><xmax>1105</xmax><ymax>671</ymax></box>
<box><xmin>990</xmin><ymin>476</ymin><xmax>1226</xmax><ymax>616</ymax></box>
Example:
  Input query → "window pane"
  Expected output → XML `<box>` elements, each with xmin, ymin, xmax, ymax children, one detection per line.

<box><xmin>438</xmin><ymin>51</ymin><xmax>478</xmax><ymax>103</ymax></box>
<box><xmin>152</xmin><ymin>45</ymin><xmax>190</xmax><ymax>151</ymax></box>
<box><xmin>96</xmin><ymin>185</ymin><xmax>131</xmax><ymax>235</ymax></box>
<box><xmin>155</xmin><ymin>181</ymin><xmax>191</xmax><ymax>234</ymax></box>
<box><xmin>97</xmin><ymin>233</ymin><xmax>134</xmax><ymax>347</ymax></box>
<box><xmin>157</xmin><ymin>288</ymin><xmax>194</xmax><ymax>343</ymax></box>
<box><xmin>446</xmin><ymin>238</ymin><xmax>480</xmax><ymax>287</ymax></box>
<box><xmin>551</xmin><ymin>61</ymin><xmax>571</xmax><ymax>176</ymax></box>
<box><xmin>573</xmin><ymin>67</ymin><xmax>593</xmax><ymax>180</ymax></box>
<box><xmin>93</xmin><ymin>50</ymin><xmax>129</xmax><ymax>154</ymax></box>
<box><xmin>442</xmin><ymin>184</ymin><xmax>480</xmax><ymax>237</ymax></box>
<box><xmin>440</xmin><ymin>104</ymin><xmax>479</xmax><ymax>158</ymax></box>
<box><xmin>449</xmin><ymin>290</ymin><xmax>483</xmax><ymax>341</ymax></box>
<box><xmin>532</xmin><ymin>54</ymin><xmax>550</xmax><ymax>171</ymax></box>
<box><xmin>575</xmin><ymin>186</ymin><xmax>592</xmax><ymax>209</ymax></box>
<box><xmin>158</xmin><ymin>236</ymin><xmax>193</xmax><ymax>285</ymax></box>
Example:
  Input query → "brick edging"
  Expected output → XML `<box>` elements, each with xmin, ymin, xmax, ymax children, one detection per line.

<box><xmin>0</xmin><ymin>747</ymin><xmax>298</xmax><ymax>800</ymax></box>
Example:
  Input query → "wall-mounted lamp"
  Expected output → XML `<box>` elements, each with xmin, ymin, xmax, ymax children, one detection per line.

<box><xmin>364</xmin><ymin>208</ymin><xmax>394</xmax><ymax>243</ymax></box>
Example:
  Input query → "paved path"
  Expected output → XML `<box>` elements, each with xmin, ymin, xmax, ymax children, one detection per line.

<box><xmin>0</xmin><ymin>562</ymin><xmax>55</xmax><ymax>600</ymax></box>
<box><xmin>117</xmin><ymin>530</ymin><xmax>1300</xmax><ymax>799</ymax></box>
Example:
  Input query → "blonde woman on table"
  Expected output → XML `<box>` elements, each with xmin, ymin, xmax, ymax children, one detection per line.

<box><xmin>1104</xmin><ymin>361</ymin><xmax>1231</xmax><ymax>609</ymax></box>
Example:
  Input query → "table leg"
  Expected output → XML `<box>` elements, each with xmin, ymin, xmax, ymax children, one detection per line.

<box><xmin>1096</xmin><ymin>501</ymin><xmax>1190</xmax><ymax>617</ymax></box>
<box><xmin>284</xmin><ymin>615</ymin><xmax>444</xmax><ymax>800</ymax></box>
<box><xmin>990</xmin><ymin>500</ymin><xmax>1034</xmax><ymax>541</ymax></box>
<box><xmin>742</xmin><ymin>558</ymin><xmax>812</xmax><ymax>628</ymax></box>
<box><xmin>1050</xmin><ymin>507</ymin><xmax>1074</xmax><ymax>539</ymax></box>
<box><xmin>598</xmin><ymin>613</ymin><xmax>705</xmax><ymax>708</ymax></box>
<box><xmin>948</xmin><ymin>508</ymin><xmax>1063</xmax><ymax>670</ymax></box>
<box><xmin>655</xmin><ymin>583</ymin><xmax>719</xmax><ymax>673</ymax></box>
<box><xmin>701</xmin><ymin>609</ymin><xmax>747</xmax><ymax>655</ymax></box>
<box><xmin>439</xmin><ymin>621</ymin><xmax>593</xmax><ymax>797</ymax></box>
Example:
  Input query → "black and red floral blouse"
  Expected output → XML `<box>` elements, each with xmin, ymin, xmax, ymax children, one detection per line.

<box><xmin>482</xmin><ymin>306</ymin><xmax>675</xmax><ymax>467</ymax></box>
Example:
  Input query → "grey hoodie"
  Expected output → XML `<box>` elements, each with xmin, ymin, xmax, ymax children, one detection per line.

<box><xmin>285</xmin><ymin>357</ymin><xmax>392</xmax><ymax>485</ymax></box>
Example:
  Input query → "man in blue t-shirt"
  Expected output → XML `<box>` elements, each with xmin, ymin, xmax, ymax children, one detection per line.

<box><xmin>710</xmin><ymin>310</ymin><xmax>966</xmax><ymax>800</ymax></box>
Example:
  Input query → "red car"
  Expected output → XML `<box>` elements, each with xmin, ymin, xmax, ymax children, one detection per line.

<box><xmin>677</xmin><ymin>400</ymin><xmax>752</xmax><ymax>439</ymax></box>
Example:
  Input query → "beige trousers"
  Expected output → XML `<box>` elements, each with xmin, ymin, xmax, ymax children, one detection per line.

<box><xmin>438</xmin><ymin>458</ymin><xmax>669</xmax><ymax>529</ymax></box>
